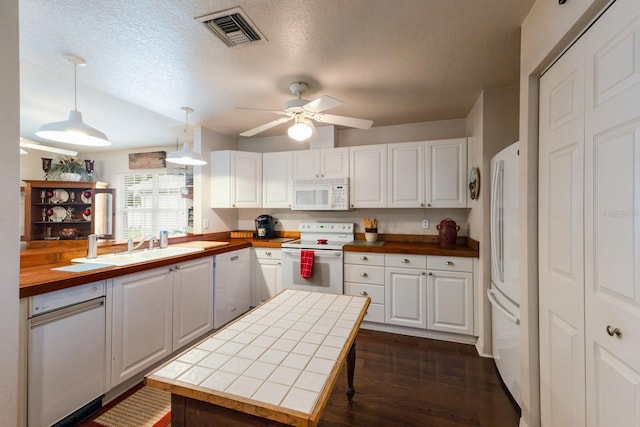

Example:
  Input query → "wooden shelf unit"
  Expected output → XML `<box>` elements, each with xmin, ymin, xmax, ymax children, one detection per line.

<box><xmin>23</xmin><ymin>180</ymin><xmax>115</xmax><ymax>241</ymax></box>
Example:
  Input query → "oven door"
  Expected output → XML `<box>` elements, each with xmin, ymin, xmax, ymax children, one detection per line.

<box><xmin>281</xmin><ymin>248</ymin><xmax>344</xmax><ymax>294</ymax></box>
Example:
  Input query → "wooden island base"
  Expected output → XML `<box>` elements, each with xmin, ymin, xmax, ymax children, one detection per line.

<box><xmin>170</xmin><ymin>342</ymin><xmax>357</xmax><ymax>427</ymax></box>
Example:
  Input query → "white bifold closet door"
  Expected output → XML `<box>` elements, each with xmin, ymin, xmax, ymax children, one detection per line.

<box><xmin>539</xmin><ymin>0</ymin><xmax>640</xmax><ymax>425</ymax></box>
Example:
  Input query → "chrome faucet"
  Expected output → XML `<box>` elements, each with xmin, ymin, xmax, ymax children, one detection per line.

<box><xmin>127</xmin><ymin>235</ymin><xmax>158</xmax><ymax>252</ymax></box>
<box><xmin>86</xmin><ymin>234</ymin><xmax>103</xmax><ymax>259</ymax></box>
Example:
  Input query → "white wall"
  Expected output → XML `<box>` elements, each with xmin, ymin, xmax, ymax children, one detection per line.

<box><xmin>0</xmin><ymin>0</ymin><xmax>20</xmax><ymax>423</ymax></box>
<box><xmin>519</xmin><ymin>1</ymin><xmax>610</xmax><ymax>426</ymax></box>
<box><xmin>465</xmin><ymin>87</ymin><xmax>519</xmax><ymax>358</ymax></box>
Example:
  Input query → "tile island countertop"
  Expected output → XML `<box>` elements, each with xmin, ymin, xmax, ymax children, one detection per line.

<box><xmin>145</xmin><ymin>290</ymin><xmax>371</xmax><ymax>427</ymax></box>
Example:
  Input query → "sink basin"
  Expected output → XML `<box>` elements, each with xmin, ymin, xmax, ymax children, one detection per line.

<box><xmin>71</xmin><ymin>246</ymin><xmax>204</xmax><ymax>266</ymax></box>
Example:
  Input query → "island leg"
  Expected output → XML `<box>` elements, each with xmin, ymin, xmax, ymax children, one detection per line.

<box><xmin>346</xmin><ymin>340</ymin><xmax>356</xmax><ymax>403</ymax></box>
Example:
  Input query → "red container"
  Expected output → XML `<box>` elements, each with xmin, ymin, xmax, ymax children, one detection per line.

<box><xmin>436</xmin><ymin>218</ymin><xmax>460</xmax><ymax>249</ymax></box>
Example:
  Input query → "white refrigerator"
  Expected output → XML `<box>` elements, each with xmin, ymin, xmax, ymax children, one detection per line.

<box><xmin>487</xmin><ymin>141</ymin><xmax>521</xmax><ymax>407</ymax></box>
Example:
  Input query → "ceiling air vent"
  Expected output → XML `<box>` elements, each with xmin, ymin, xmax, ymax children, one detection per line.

<box><xmin>196</xmin><ymin>7</ymin><xmax>266</xmax><ymax>48</ymax></box>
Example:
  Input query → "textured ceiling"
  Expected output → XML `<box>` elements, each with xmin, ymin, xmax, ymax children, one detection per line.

<box><xmin>19</xmin><ymin>0</ymin><xmax>534</xmax><ymax>152</ymax></box>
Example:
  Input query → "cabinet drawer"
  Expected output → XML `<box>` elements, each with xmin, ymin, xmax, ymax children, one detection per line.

<box><xmin>363</xmin><ymin>303</ymin><xmax>385</xmax><ymax>323</ymax></box>
<box><xmin>427</xmin><ymin>256</ymin><xmax>472</xmax><ymax>272</ymax></box>
<box><xmin>385</xmin><ymin>253</ymin><xmax>427</xmax><ymax>269</ymax></box>
<box><xmin>253</xmin><ymin>248</ymin><xmax>281</xmax><ymax>260</ymax></box>
<box><xmin>344</xmin><ymin>264</ymin><xmax>385</xmax><ymax>285</ymax></box>
<box><xmin>344</xmin><ymin>252</ymin><xmax>385</xmax><ymax>266</ymax></box>
<box><xmin>345</xmin><ymin>282</ymin><xmax>384</xmax><ymax>304</ymax></box>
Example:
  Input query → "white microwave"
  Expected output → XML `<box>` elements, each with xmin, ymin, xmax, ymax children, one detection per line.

<box><xmin>291</xmin><ymin>178</ymin><xmax>349</xmax><ymax>210</ymax></box>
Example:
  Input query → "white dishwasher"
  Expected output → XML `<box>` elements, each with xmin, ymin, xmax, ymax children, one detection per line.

<box><xmin>28</xmin><ymin>281</ymin><xmax>106</xmax><ymax>427</ymax></box>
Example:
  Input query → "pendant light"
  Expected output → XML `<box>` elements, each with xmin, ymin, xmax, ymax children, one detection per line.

<box><xmin>36</xmin><ymin>54</ymin><xmax>110</xmax><ymax>147</ymax></box>
<box><xmin>166</xmin><ymin>107</ymin><xmax>207</xmax><ymax>166</ymax></box>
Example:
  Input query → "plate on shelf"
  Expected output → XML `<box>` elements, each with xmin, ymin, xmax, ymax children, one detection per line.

<box><xmin>81</xmin><ymin>190</ymin><xmax>92</xmax><ymax>203</ymax></box>
<box><xmin>50</xmin><ymin>189</ymin><xmax>69</xmax><ymax>204</ymax></box>
<box><xmin>50</xmin><ymin>206</ymin><xmax>68</xmax><ymax>222</ymax></box>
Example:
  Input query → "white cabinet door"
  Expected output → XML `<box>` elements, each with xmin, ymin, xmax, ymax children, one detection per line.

<box><xmin>425</xmin><ymin>138</ymin><xmax>467</xmax><ymax>208</ymax></box>
<box><xmin>584</xmin><ymin>1</ymin><xmax>640</xmax><ymax>425</ymax></box>
<box><xmin>349</xmin><ymin>144</ymin><xmax>387</xmax><ymax>208</ymax></box>
<box><xmin>111</xmin><ymin>267</ymin><xmax>173</xmax><ymax>387</ymax></box>
<box><xmin>263</xmin><ymin>151</ymin><xmax>292</xmax><ymax>208</ymax></box>
<box><xmin>253</xmin><ymin>259</ymin><xmax>281</xmax><ymax>305</ymax></box>
<box><xmin>293</xmin><ymin>148</ymin><xmax>349</xmax><ymax>180</ymax></box>
<box><xmin>385</xmin><ymin>267</ymin><xmax>427</xmax><ymax>328</ymax></box>
<box><xmin>215</xmin><ymin>248</ymin><xmax>251</xmax><ymax>328</ymax></box>
<box><xmin>427</xmin><ymin>270</ymin><xmax>473</xmax><ymax>335</ymax></box>
<box><xmin>172</xmin><ymin>257</ymin><xmax>214</xmax><ymax>350</ymax></box>
<box><xmin>233</xmin><ymin>151</ymin><xmax>262</xmax><ymax>207</ymax></box>
<box><xmin>388</xmin><ymin>141</ymin><xmax>425</xmax><ymax>208</ymax></box>
<box><xmin>539</xmin><ymin>34</ymin><xmax>586</xmax><ymax>427</ymax></box>
<box><xmin>321</xmin><ymin>147</ymin><xmax>349</xmax><ymax>178</ymax></box>
<box><xmin>211</xmin><ymin>150</ymin><xmax>262</xmax><ymax>208</ymax></box>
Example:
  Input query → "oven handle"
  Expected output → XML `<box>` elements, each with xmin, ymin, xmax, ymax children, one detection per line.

<box><xmin>281</xmin><ymin>248</ymin><xmax>343</xmax><ymax>257</ymax></box>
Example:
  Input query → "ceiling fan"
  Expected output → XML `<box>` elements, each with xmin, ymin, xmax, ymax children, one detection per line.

<box><xmin>239</xmin><ymin>82</ymin><xmax>373</xmax><ymax>140</ymax></box>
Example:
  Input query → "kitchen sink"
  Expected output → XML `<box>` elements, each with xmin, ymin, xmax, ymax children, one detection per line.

<box><xmin>71</xmin><ymin>246</ymin><xmax>204</xmax><ymax>266</ymax></box>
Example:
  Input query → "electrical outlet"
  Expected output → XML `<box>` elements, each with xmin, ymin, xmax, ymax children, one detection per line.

<box><xmin>203</xmin><ymin>219</ymin><xmax>209</xmax><ymax>229</ymax></box>
<box><xmin>422</xmin><ymin>219</ymin><xmax>429</xmax><ymax>229</ymax></box>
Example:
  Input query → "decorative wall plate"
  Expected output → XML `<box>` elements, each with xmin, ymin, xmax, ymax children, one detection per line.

<box><xmin>468</xmin><ymin>167</ymin><xmax>480</xmax><ymax>200</ymax></box>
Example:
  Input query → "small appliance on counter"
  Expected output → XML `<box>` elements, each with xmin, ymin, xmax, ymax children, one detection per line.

<box><xmin>255</xmin><ymin>214</ymin><xmax>277</xmax><ymax>239</ymax></box>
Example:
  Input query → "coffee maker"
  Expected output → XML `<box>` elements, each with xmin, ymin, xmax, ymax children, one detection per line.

<box><xmin>255</xmin><ymin>215</ymin><xmax>276</xmax><ymax>239</ymax></box>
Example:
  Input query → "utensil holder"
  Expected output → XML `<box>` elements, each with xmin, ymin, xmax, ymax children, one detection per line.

<box><xmin>365</xmin><ymin>228</ymin><xmax>378</xmax><ymax>242</ymax></box>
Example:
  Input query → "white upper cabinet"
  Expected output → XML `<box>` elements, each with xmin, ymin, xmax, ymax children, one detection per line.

<box><xmin>388</xmin><ymin>141</ymin><xmax>425</xmax><ymax>208</ymax></box>
<box><xmin>293</xmin><ymin>147</ymin><xmax>349</xmax><ymax>180</ymax></box>
<box><xmin>425</xmin><ymin>138</ymin><xmax>468</xmax><ymax>208</ymax></box>
<box><xmin>349</xmin><ymin>144</ymin><xmax>388</xmax><ymax>208</ymax></box>
<box><xmin>211</xmin><ymin>150</ymin><xmax>262</xmax><ymax>208</ymax></box>
<box><xmin>263</xmin><ymin>151</ymin><xmax>293</xmax><ymax>208</ymax></box>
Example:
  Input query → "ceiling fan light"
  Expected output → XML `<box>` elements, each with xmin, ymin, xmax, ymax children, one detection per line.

<box><xmin>36</xmin><ymin>110</ymin><xmax>111</xmax><ymax>147</ymax></box>
<box><xmin>166</xmin><ymin>142</ymin><xmax>207</xmax><ymax>166</ymax></box>
<box><xmin>288</xmin><ymin>119</ymin><xmax>313</xmax><ymax>141</ymax></box>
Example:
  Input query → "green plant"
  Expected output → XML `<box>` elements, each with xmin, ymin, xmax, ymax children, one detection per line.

<box><xmin>49</xmin><ymin>156</ymin><xmax>91</xmax><ymax>181</ymax></box>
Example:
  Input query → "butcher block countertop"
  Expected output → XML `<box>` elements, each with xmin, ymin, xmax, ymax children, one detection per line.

<box><xmin>19</xmin><ymin>233</ymin><xmax>477</xmax><ymax>298</ymax></box>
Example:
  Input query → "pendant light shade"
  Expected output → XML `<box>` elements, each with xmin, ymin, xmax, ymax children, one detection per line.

<box><xmin>36</xmin><ymin>55</ymin><xmax>110</xmax><ymax>147</ymax></box>
<box><xmin>166</xmin><ymin>107</ymin><xmax>207</xmax><ymax>166</ymax></box>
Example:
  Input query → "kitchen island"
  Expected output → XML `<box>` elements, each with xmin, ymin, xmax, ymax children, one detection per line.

<box><xmin>145</xmin><ymin>290</ymin><xmax>370</xmax><ymax>427</ymax></box>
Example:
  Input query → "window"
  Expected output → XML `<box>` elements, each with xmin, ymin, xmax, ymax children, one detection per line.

<box><xmin>116</xmin><ymin>170</ymin><xmax>190</xmax><ymax>240</ymax></box>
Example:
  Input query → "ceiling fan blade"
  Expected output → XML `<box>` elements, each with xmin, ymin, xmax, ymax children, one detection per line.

<box><xmin>303</xmin><ymin>95</ymin><xmax>343</xmax><ymax>113</ymax></box>
<box><xmin>19</xmin><ymin>138</ymin><xmax>78</xmax><ymax>156</ymax></box>
<box><xmin>236</xmin><ymin>107</ymin><xmax>290</xmax><ymax>116</ymax></box>
<box><xmin>240</xmin><ymin>116</ymin><xmax>294</xmax><ymax>137</ymax></box>
<box><xmin>313</xmin><ymin>113</ymin><xmax>373</xmax><ymax>130</ymax></box>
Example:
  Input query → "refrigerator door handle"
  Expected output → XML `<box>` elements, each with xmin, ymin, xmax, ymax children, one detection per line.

<box><xmin>490</xmin><ymin>160</ymin><xmax>504</xmax><ymax>283</ymax></box>
<box><xmin>487</xmin><ymin>289</ymin><xmax>519</xmax><ymax>325</ymax></box>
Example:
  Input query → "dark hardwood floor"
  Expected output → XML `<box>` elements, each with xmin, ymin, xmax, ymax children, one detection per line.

<box><xmin>319</xmin><ymin>329</ymin><xmax>520</xmax><ymax>427</ymax></box>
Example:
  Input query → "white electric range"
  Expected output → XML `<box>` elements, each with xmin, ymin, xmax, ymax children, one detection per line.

<box><xmin>281</xmin><ymin>222</ymin><xmax>354</xmax><ymax>294</ymax></box>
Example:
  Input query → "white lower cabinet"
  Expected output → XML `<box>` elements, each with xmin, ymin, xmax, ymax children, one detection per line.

<box><xmin>172</xmin><ymin>257</ymin><xmax>215</xmax><ymax>349</ymax></box>
<box><xmin>385</xmin><ymin>264</ymin><xmax>428</xmax><ymax>329</ymax></box>
<box><xmin>346</xmin><ymin>251</ymin><xmax>474</xmax><ymax>337</ymax></box>
<box><xmin>344</xmin><ymin>252</ymin><xmax>386</xmax><ymax>323</ymax></box>
<box><xmin>252</xmin><ymin>248</ymin><xmax>281</xmax><ymax>306</ymax></box>
<box><xmin>111</xmin><ymin>257</ymin><xmax>214</xmax><ymax>387</ymax></box>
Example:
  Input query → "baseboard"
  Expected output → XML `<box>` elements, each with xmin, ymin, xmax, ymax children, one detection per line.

<box><xmin>359</xmin><ymin>322</ymin><xmax>477</xmax><ymax>345</ymax></box>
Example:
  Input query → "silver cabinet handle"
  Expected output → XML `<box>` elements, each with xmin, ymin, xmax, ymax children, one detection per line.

<box><xmin>360</xmin><ymin>272</ymin><xmax>368</xmax><ymax>277</ymax></box>
<box><xmin>427</xmin><ymin>203</ymin><xmax>432</xmax><ymax>207</ymax></box>
<box><xmin>265</xmin><ymin>251</ymin><xmax>271</xmax><ymax>256</ymax></box>
<box><xmin>175</xmin><ymin>265</ymin><xmax>180</xmax><ymax>270</ymax></box>
<box><xmin>421</xmin><ymin>203</ymin><xmax>425</xmax><ymax>207</ymax></box>
<box><xmin>401</xmin><ymin>258</ymin><xmax>410</xmax><ymax>263</ymax></box>
<box><xmin>360</xmin><ymin>291</ymin><xmax>368</xmax><ymax>296</ymax></box>
<box><xmin>445</xmin><ymin>261</ymin><xmax>454</xmax><ymax>265</ymax></box>
<box><xmin>360</xmin><ymin>256</ymin><xmax>368</xmax><ymax>261</ymax></box>
<box><xmin>169</xmin><ymin>267</ymin><xmax>174</xmax><ymax>272</ymax></box>
<box><xmin>428</xmin><ymin>272</ymin><xmax>432</xmax><ymax>276</ymax></box>
<box><xmin>606</xmin><ymin>325</ymin><xmax>622</xmax><ymax>337</ymax></box>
